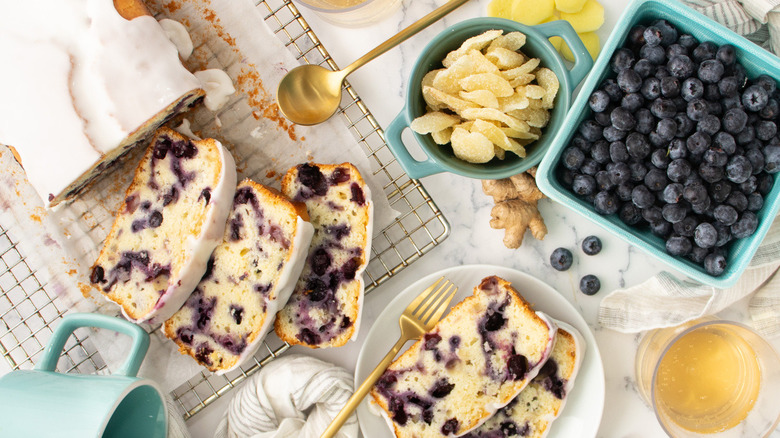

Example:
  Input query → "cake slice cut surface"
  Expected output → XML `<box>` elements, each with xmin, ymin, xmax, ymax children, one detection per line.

<box><xmin>370</xmin><ymin>275</ymin><xmax>557</xmax><ymax>437</ymax></box>
<box><xmin>90</xmin><ymin>128</ymin><xmax>237</xmax><ymax>323</ymax></box>
<box><xmin>164</xmin><ymin>179</ymin><xmax>314</xmax><ymax>373</ymax></box>
<box><xmin>461</xmin><ymin>321</ymin><xmax>585</xmax><ymax>438</ymax></box>
<box><xmin>275</xmin><ymin>162</ymin><xmax>373</xmax><ymax>348</ymax></box>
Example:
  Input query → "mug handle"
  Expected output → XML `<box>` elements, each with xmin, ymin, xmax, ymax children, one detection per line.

<box><xmin>35</xmin><ymin>313</ymin><xmax>150</xmax><ymax>377</ymax></box>
<box><xmin>533</xmin><ymin>20</ymin><xmax>594</xmax><ymax>92</ymax></box>
<box><xmin>384</xmin><ymin>108</ymin><xmax>444</xmax><ymax>179</ymax></box>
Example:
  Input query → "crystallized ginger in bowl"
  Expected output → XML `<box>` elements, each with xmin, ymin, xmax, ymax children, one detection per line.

<box><xmin>384</xmin><ymin>17</ymin><xmax>593</xmax><ymax>180</ymax></box>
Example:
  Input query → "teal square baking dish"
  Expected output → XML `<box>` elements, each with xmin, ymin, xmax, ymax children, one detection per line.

<box><xmin>536</xmin><ymin>0</ymin><xmax>780</xmax><ymax>288</ymax></box>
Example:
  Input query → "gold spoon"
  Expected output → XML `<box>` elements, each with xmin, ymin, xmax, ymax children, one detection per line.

<box><xmin>276</xmin><ymin>0</ymin><xmax>471</xmax><ymax>125</ymax></box>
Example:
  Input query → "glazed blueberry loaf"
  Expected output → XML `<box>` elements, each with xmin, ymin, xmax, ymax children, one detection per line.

<box><xmin>163</xmin><ymin>180</ymin><xmax>314</xmax><ymax>373</ymax></box>
<box><xmin>274</xmin><ymin>163</ymin><xmax>373</xmax><ymax>348</ymax></box>
<box><xmin>462</xmin><ymin>321</ymin><xmax>585</xmax><ymax>438</ymax></box>
<box><xmin>90</xmin><ymin>128</ymin><xmax>237</xmax><ymax>323</ymax></box>
<box><xmin>370</xmin><ymin>276</ymin><xmax>557</xmax><ymax>437</ymax></box>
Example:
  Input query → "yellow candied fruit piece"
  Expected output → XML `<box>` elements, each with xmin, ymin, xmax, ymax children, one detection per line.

<box><xmin>554</xmin><ymin>0</ymin><xmax>587</xmax><ymax>13</ymax></box>
<box><xmin>560</xmin><ymin>31</ymin><xmax>600</xmax><ymax>61</ymax></box>
<box><xmin>487</xmin><ymin>0</ymin><xmax>513</xmax><ymax>19</ymax></box>
<box><xmin>559</xmin><ymin>0</ymin><xmax>604</xmax><ymax>33</ymax></box>
<box><xmin>509</xmin><ymin>0</ymin><xmax>555</xmax><ymax>26</ymax></box>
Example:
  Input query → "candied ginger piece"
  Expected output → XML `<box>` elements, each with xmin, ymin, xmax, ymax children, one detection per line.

<box><xmin>451</xmin><ymin>127</ymin><xmax>495</xmax><ymax>163</ymax></box>
<box><xmin>411</xmin><ymin>111</ymin><xmax>461</xmax><ymax>134</ymax></box>
<box><xmin>459</xmin><ymin>73</ymin><xmax>514</xmax><ymax>97</ymax></box>
<box><xmin>460</xmin><ymin>90</ymin><xmax>500</xmax><ymax>109</ymax></box>
<box><xmin>535</xmin><ymin>67</ymin><xmax>560</xmax><ymax>109</ymax></box>
<box><xmin>442</xmin><ymin>30</ymin><xmax>503</xmax><ymax>67</ymax></box>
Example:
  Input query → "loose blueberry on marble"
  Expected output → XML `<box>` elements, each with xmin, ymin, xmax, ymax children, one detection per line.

<box><xmin>579</xmin><ymin>275</ymin><xmax>601</xmax><ymax>295</ymax></box>
<box><xmin>550</xmin><ymin>248</ymin><xmax>573</xmax><ymax>271</ymax></box>
<box><xmin>581</xmin><ymin>235</ymin><xmax>602</xmax><ymax>255</ymax></box>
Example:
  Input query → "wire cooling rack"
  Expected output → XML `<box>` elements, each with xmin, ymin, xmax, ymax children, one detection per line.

<box><xmin>0</xmin><ymin>0</ymin><xmax>449</xmax><ymax>421</ymax></box>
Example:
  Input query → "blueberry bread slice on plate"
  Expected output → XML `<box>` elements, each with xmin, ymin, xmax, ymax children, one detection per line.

<box><xmin>89</xmin><ymin>127</ymin><xmax>237</xmax><ymax>323</ymax></box>
<box><xmin>370</xmin><ymin>276</ymin><xmax>557</xmax><ymax>438</ymax></box>
<box><xmin>275</xmin><ymin>162</ymin><xmax>373</xmax><ymax>348</ymax></box>
<box><xmin>163</xmin><ymin>179</ymin><xmax>314</xmax><ymax>373</ymax></box>
<box><xmin>461</xmin><ymin>320</ymin><xmax>585</xmax><ymax>438</ymax></box>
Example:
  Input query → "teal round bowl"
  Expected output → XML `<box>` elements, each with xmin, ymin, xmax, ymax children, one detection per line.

<box><xmin>385</xmin><ymin>17</ymin><xmax>593</xmax><ymax>180</ymax></box>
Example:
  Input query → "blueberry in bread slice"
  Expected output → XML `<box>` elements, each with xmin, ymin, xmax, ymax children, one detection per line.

<box><xmin>90</xmin><ymin>127</ymin><xmax>237</xmax><ymax>323</ymax></box>
<box><xmin>462</xmin><ymin>321</ymin><xmax>585</xmax><ymax>438</ymax></box>
<box><xmin>274</xmin><ymin>162</ymin><xmax>373</xmax><ymax>348</ymax></box>
<box><xmin>163</xmin><ymin>179</ymin><xmax>314</xmax><ymax>373</ymax></box>
<box><xmin>370</xmin><ymin>276</ymin><xmax>557</xmax><ymax>437</ymax></box>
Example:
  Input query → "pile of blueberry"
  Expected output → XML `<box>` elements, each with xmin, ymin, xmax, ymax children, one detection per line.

<box><xmin>558</xmin><ymin>19</ymin><xmax>780</xmax><ymax>276</ymax></box>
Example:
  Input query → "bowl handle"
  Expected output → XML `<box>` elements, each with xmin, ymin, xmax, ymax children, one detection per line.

<box><xmin>35</xmin><ymin>313</ymin><xmax>150</xmax><ymax>377</ymax></box>
<box><xmin>384</xmin><ymin>108</ymin><xmax>444</xmax><ymax>179</ymax></box>
<box><xmin>533</xmin><ymin>20</ymin><xmax>594</xmax><ymax>92</ymax></box>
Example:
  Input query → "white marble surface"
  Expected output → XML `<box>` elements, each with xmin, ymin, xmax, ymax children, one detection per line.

<box><xmin>185</xmin><ymin>0</ymin><xmax>780</xmax><ymax>437</ymax></box>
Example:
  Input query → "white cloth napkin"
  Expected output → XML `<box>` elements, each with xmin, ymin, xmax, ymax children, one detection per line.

<box><xmin>213</xmin><ymin>354</ymin><xmax>358</xmax><ymax>438</ymax></box>
<box><xmin>597</xmin><ymin>0</ymin><xmax>780</xmax><ymax>336</ymax></box>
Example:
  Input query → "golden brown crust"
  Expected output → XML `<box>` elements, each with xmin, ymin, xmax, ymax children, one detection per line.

<box><xmin>113</xmin><ymin>0</ymin><xmax>151</xmax><ymax>20</ymax></box>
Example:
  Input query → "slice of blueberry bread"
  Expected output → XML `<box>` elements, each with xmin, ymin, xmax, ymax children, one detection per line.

<box><xmin>163</xmin><ymin>179</ymin><xmax>314</xmax><ymax>373</ymax></box>
<box><xmin>90</xmin><ymin>127</ymin><xmax>237</xmax><ymax>323</ymax></box>
<box><xmin>461</xmin><ymin>321</ymin><xmax>585</xmax><ymax>438</ymax></box>
<box><xmin>274</xmin><ymin>162</ymin><xmax>373</xmax><ymax>348</ymax></box>
<box><xmin>370</xmin><ymin>276</ymin><xmax>557</xmax><ymax>438</ymax></box>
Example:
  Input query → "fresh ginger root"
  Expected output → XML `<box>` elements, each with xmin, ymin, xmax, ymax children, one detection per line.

<box><xmin>482</xmin><ymin>168</ymin><xmax>547</xmax><ymax>248</ymax></box>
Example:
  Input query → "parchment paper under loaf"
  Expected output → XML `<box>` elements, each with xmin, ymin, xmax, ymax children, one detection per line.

<box><xmin>1</xmin><ymin>0</ymin><xmax>397</xmax><ymax>392</ymax></box>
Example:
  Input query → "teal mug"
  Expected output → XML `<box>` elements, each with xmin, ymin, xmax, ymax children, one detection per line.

<box><xmin>386</xmin><ymin>17</ymin><xmax>593</xmax><ymax>179</ymax></box>
<box><xmin>0</xmin><ymin>313</ymin><xmax>167</xmax><ymax>438</ymax></box>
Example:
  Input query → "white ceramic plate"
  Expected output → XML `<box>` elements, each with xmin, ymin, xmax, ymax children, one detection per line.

<box><xmin>355</xmin><ymin>264</ymin><xmax>605</xmax><ymax>437</ymax></box>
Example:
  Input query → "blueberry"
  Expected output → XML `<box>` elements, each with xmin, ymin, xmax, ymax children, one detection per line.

<box><xmin>654</xmin><ymin>19</ymin><xmax>678</xmax><ymax>46</ymax></box>
<box><xmin>441</xmin><ymin>418</ymin><xmax>459</xmax><ymax>435</ymax></box>
<box><xmin>572</xmin><ymin>174</ymin><xmax>597</xmax><ymax>196</ymax></box>
<box><xmin>620</xmin><ymin>203</ymin><xmax>643</xmax><ymax>225</ymax></box>
<box><xmin>579</xmin><ymin>275</ymin><xmax>601</xmax><ymax>295</ymax></box>
<box><xmin>739</xmin><ymin>176</ymin><xmax>759</xmax><ymax>195</ymax></box>
<box><xmin>709</xmin><ymin>180</ymin><xmax>733</xmax><ymax>203</ymax></box>
<box><xmin>666</xmin><ymin>236</ymin><xmax>692</xmax><ymax>256</ymax></box>
<box><xmin>756</xmin><ymin>120</ymin><xmax>777</xmax><ymax>141</ymax></box>
<box><xmin>714</xmin><ymin>222</ymin><xmax>732</xmax><ymax>247</ymax></box>
<box><xmin>674</xmin><ymin>114</ymin><xmax>695</xmax><ymax>138</ymax></box>
<box><xmin>652</xmin><ymin>148</ymin><xmax>671</xmax><ymax>169</ymax></box>
<box><xmin>641</xmin><ymin>77</ymin><xmax>661</xmax><ymax>100</ymax></box>
<box><xmin>691</xmin><ymin>197</ymin><xmax>711</xmax><ymax>215</ymax></box>
<box><xmin>673</xmin><ymin>216</ymin><xmax>699</xmax><ymax>237</ymax></box>
<box><xmin>651</xmin><ymin>98</ymin><xmax>678</xmax><ymax>119</ymax></box>
<box><xmin>745</xmin><ymin>148</ymin><xmax>765</xmax><ymax>176</ymax></box>
<box><xmin>589</xmin><ymin>90</ymin><xmax>611</xmax><ymax>112</ymax></box>
<box><xmin>716</xmin><ymin>44</ymin><xmax>736</xmax><ymax>66</ymax></box>
<box><xmin>723</xmin><ymin>108</ymin><xmax>748</xmax><ymax>134</ymax></box>
<box><xmin>611</xmin><ymin>48</ymin><xmax>635</xmax><ymax>73</ymax></box>
<box><xmin>714</xmin><ymin>204</ymin><xmax>739</xmax><ymax>225</ymax></box>
<box><xmin>621</xmin><ymin>93</ymin><xmax>645</xmax><ymax>112</ymax></box>
<box><xmin>703</xmin><ymin>148</ymin><xmax>727</xmax><ymax>167</ymax></box>
<box><xmin>660</xmin><ymin>76</ymin><xmax>681</xmax><ymax>98</ymax></box>
<box><xmin>757</xmin><ymin>173</ymin><xmax>774</xmax><ymax>194</ymax></box>
<box><xmin>634</xmin><ymin>58</ymin><xmax>656</xmax><ymax>78</ymax></box>
<box><xmin>663</xmin><ymin>182</ymin><xmax>684</xmax><ymax>203</ymax></box>
<box><xmin>736</xmin><ymin>126</ymin><xmax>755</xmax><ymax>145</ymax></box>
<box><xmin>579</xmin><ymin>119</ymin><xmax>603</xmax><ymax>141</ymax></box>
<box><xmin>697</xmin><ymin>115</ymin><xmax>720</xmax><ymax>136</ymax></box>
<box><xmin>668</xmin><ymin>55</ymin><xmax>694</xmax><ymax>78</ymax></box>
<box><xmin>667</xmin><ymin>159</ymin><xmax>692</xmax><ymax>182</ymax></box>
<box><xmin>609</xmin><ymin>141</ymin><xmax>630</xmax><ymax>163</ymax></box>
<box><xmin>616</xmin><ymin>182</ymin><xmax>635</xmax><ymax>201</ymax></box>
<box><xmin>666</xmin><ymin>43</ymin><xmax>687</xmax><ymax>59</ymax></box>
<box><xmin>688</xmin><ymin>246</ymin><xmax>709</xmax><ymax>264</ymax></box>
<box><xmin>602</xmin><ymin>79</ymin><xmax>624</xmax><ymax>102</ymax></box>
<box><xmin>582</xmin><ymin>236</ymin><xmax>602</xmax><ymax>255</ymax></box>
<box><xmin>610</xmin><ymin>107</ymin><xmax>636</xmax><ymax>131</ymax></box>
<box><xmin>607</xmin><ymin>161</ymin><xmax>631</xmax><ymax>185</ymax></box>
<box><xmin>764</xmin><ymin>146</ymin><xmax>780</xmax><ymax>173</ymax></box>
<box><xmin>714</xmin><ymin>132</ymin><xmax>737</xmax><ymax>155</ymax></box>
<box><xmin>683</xmin><ymin>181</ymin><xmax>707</xmax><ymax>204</ymax></box>
<box><xmin>726</xmin><ymin>190</ymin><xmax>748</xmax><ymax>212</ymax></box>
<box><xmin>591</xmin><ymin>140</ymin><xmax>611</xmax><ymax>163</ymax></box>
<box><xmin>595</xmin><ymin>170</ymin><xmax>615</xmax><ymax>191</ymax></box>
<box><xmin>722</xmin><ymin>95</ymin><xmax>743</xmax><ymax>111</ymax></box>
<box><xmin>686</xmin><ymin>99</ymin><xmax>709</xmax><ymax>121</ymax></box>
<box><xmin>692</xmin><ymin>42</ymin><xmax>717</xmax><ymax>63</ymax></box>
<box><xmin>603</xmin><ymin>126</ymin><xmax>627</xmax><ymax>142</ymax></box>
<box><xmin>631</xmin><ymin>184</ymin><xmax>655</xmax><ymax>209</ymax></box>
<box><xmin>629</xmin><ymin>25</ymin><xmax>647</xmax><ymax>47</ymax></box>
<box><xmin>760</xmin><ymin>99</ymin><xmax>779</xmax><ymax>119</ymax></box>
<box><xmin>687</xmin><ymin>131</ymin><xmax>711</xmax><ymax>155</ymax></box>
<box><xmin>655</xmin><ymin>118</ymin><xmax>677</xmax><ymax>141</ymax></box>
<box><xmin>581</xmin><ymin>158</ymin><xmax>600</xmax><ymax>175</ymax></box>
<box><xmin>655</xmin><ymin>66</ymin><xmax>671</xmax><ymax>79</ymax></box>
<box><xmin>650</xmin><ymin>220</ymin><xmax>673</xmax><ymax>238</ymax></box>
<box><xmin>718</xmin><ymin>76</ymin><xmax>740</xmax><ymax>97</ymax></box>
<box><xmin>742</xmin><ymin>85</ymin><xmax>769</xmax><ymax>112</ymax></box>
<box><xmin>704</xmin><ymin>253</ymin><xmax>727</xmax><ymax>276</ymax></box>
<box><xmin>630</xmin><ymin>161</ymin><xmax>649</xmax><ymax>182</ymax></box>
<box><xmin>594</xmin><ymin>191</ymin><xmax>619</xmax><ymax>215</ymax></box>
<box><xmin>625</xmin><ymin>132</ymin><xmax>651</xmax><ymax>159</ymax></box>
<box><xmin>747</xmin><ymin>193</ymin><xmax>764</xmax><ymax>211</ymax></box>
<box><xmin>562</xmin><ymin>147</ymin><xmax>586</xmax><ymax>170</ymax></box>
<box><xmin>756</xmin><ymin>74</ymin><xmax>777</xmax><ymax>94</ymax></box>
<box><xmin>645</xmin><ymin>168</ymin><xmax>668</xmax><ymax>192</ymax></box>
<box><xmin>642</xmin><ymin>44</ymin><xmax>667</xmax><ymax>65</ymax></box>
<box><xmin>663</xmin><ymin>203</ymin><xmax>688</xmax><ymax>223</ymax></box>
<box><xmin>697</xmin><ymin>59</ymin><xmax>724</xmax><ymax>83</ymax></box>
<box><xmin>636</xmin><ymin>108</ymin><xmax>656</xmax><ymax>134</ymax></box>
<box><xmin>679</xmin><ymin>34</ymin><xmax>697</xmax><ymax>50</ymax></box>
<box><xmin>699</xmin><ymin>164</ymin><xmax>724</xmax><ymax>183</ymax></box>
<box><xmin>550</xmin><ymin>248</ymin><xmax>574</xmax><ymax>271</ymax></box>
<box><xmin>726</xmin><ymin>155</ymin><xmax>753</xmax><ymax>183</ymax></box>
<box><xmin>594</xmin><ymin>110</ymin><xmax>613</xmax><ymax>127</ymax></box>
<box><xmin>617</xmin><ymin>69</ymin><xmax>642</xmax><ymax>93</ymax></box>
<box><xmin>643</xmin><ymin>26</ymin><xmax>663</xmax><ymax>47</ymax></box>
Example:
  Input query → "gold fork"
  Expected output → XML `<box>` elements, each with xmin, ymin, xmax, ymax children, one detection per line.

<box><xmin>320</xmin><ymin>277</ymin><xmax>457</xmax><ymax>438</ymax></box>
